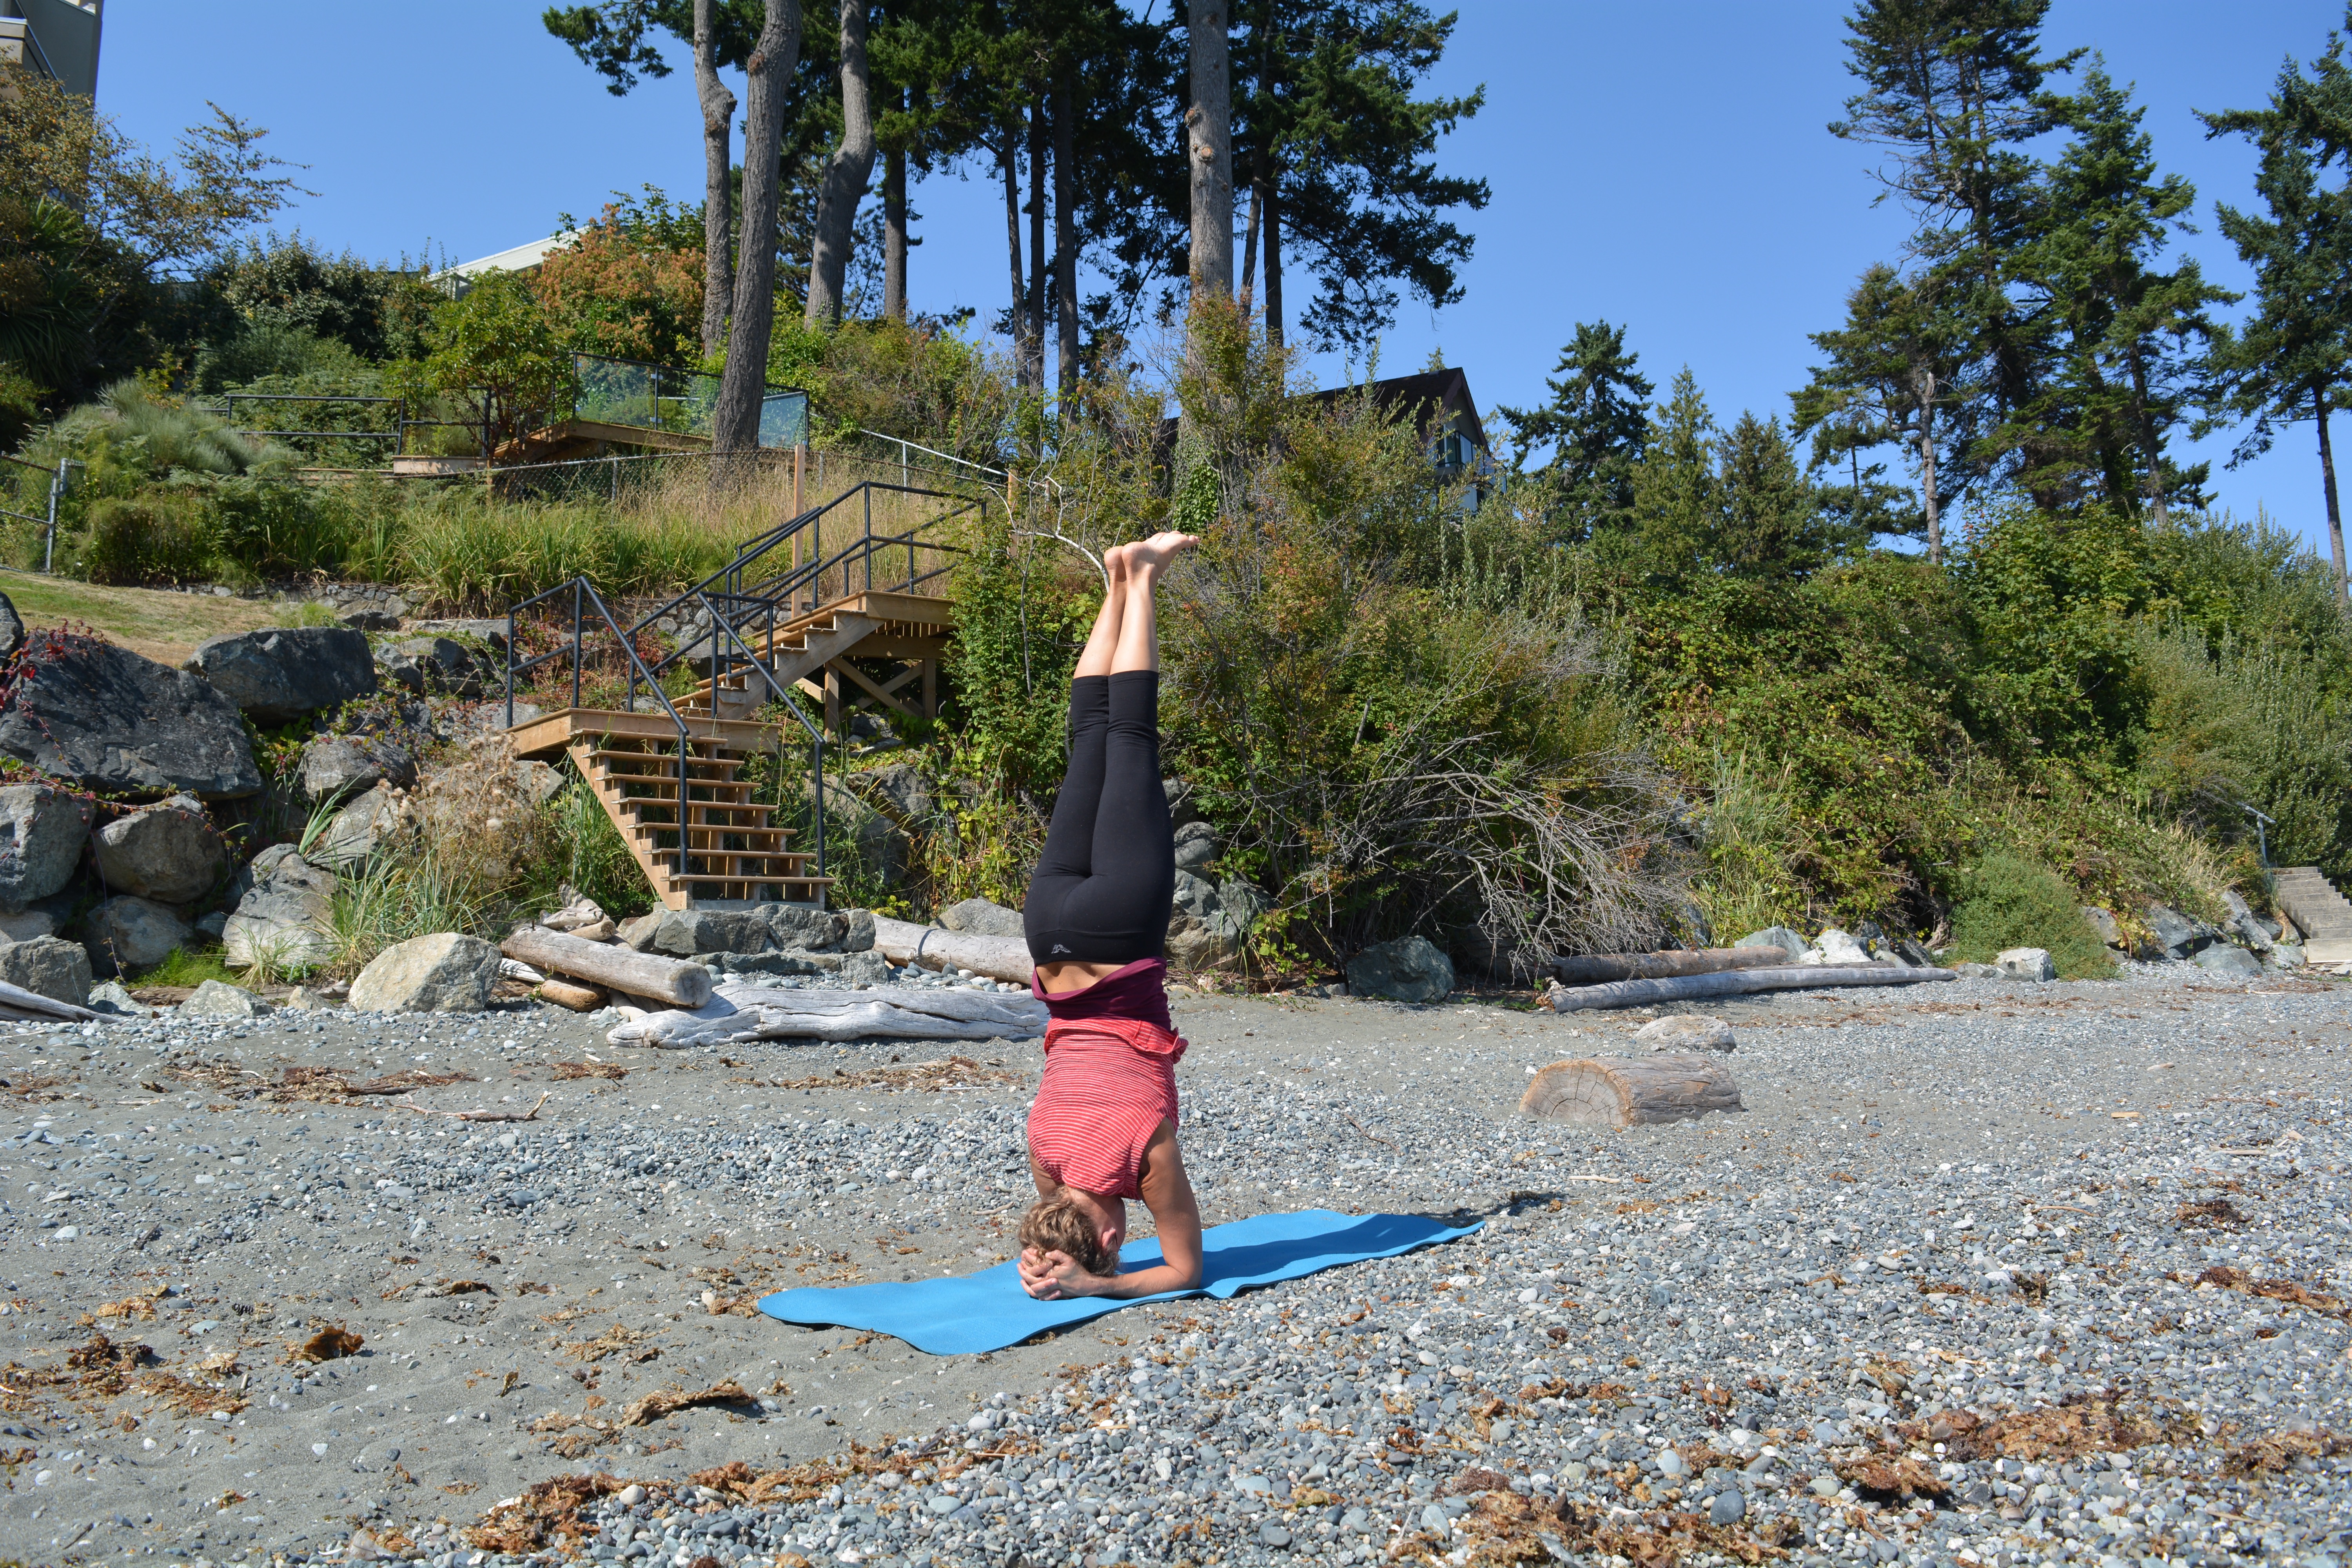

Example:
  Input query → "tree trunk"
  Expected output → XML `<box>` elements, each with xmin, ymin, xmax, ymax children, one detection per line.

<box><xmin>693</xmin><ymin>0</ymin><xmax>737</xmax><ymax>361</ymax></box>
<box><xmin>804</xmin><ymin>0</ymin><xmax>877</xmax><ymax>329</ymax></box>
<box><xmin>1026</xmin><ymin>96</ymin><xmax>1047</xmax><ymax>390</ymax></box>
<box><xmin>1238</xmin><ymin>183</ymin><xmax>1260</xmax><ymax>316</ymax></box>
<box><xmin>882</xmin><ymin>97</ymin><xmax>907</xmax><ymax>323</ymax></box>
<box><xmin>713</xmin><ymin>0</ymin><xmax>803</xmax><ymax>455</ymax></box>
<box><xmin>1002</xmin><ymin>125</ymin><xmax>1027</xmax><ymax>379</ymax></box>
<box><xmin>1186</xmin><ymin>0</ymin><xmax>1233</xmax><ymax>303</ymax></box>
<box><xmin>1053</xmin><ymin>74</ymin><xmax>1079</xmax><ymax>407</ymax></box>
<box><xmin>1543</xmin><ymin>964</ymin><xmax>1956</xmax><ymax>1013</ymax></box>
<box><xmin>1917</xmin><ymin>372</ymin><xmax>1940</xmax><ymax>564</ymax></box>
<box><xmin>2318</xmin><ymin>381</ymin><xmax>2348</xmax><ymax>612</ymax></box>
<box><xmin>2128</xmin><ymin>343</ymin><xmax>2165</xmax><ymax>523</ymax></box>
<box><xmin>1263</xmin><ymin>184</ymin><xmax>1282</xmax><ymax>348</ymax></box>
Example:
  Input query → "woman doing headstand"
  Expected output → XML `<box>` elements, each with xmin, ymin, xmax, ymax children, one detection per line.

<box><xmin>1016</xmin><ymin>531</ymin><xmax>1202</xmax><ymax>1301</ymax></box>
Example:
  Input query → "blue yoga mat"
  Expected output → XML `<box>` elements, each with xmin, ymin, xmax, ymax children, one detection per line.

<box><xmin>758</xmin><ymin>1208</ymin><xmax>1482</xmax><ymax>1356</ymax></box>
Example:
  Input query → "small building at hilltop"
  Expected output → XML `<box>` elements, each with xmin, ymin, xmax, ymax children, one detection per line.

<box><xmin>1</xmin><ymin>0</ymin><xmax>103</xmax><ymax>100</ymax></box>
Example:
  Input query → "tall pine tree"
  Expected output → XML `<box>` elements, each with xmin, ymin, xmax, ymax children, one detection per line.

<box><xmin>1493</xmin><ymin>319</ymin><xmax>1652</xmax><ymax>541</ymax></box>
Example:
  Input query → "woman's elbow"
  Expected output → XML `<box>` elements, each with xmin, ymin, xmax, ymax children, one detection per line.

<box><xmin>1168</xmin><ymin>1260</ymin><xmax>1205</xmax><ymax>1291</ymax></box>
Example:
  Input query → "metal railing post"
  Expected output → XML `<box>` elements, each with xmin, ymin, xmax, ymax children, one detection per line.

<box><xmin>571</xmin><ymin>580</ymin><xmax>584</xmax><ymax>711</ymax></box>
<box><xmin>43</xmin><ymin>459</ymin><xmax>70</xmax><ymax>575</ymax></box>
<box><xmin>504</xmin><ymin>602</ymin><xmax>516</xmax><ymax>729</ymax></box>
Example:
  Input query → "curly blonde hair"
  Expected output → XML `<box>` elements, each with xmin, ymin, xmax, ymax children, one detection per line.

<box><xmin>1019</xmin><ymin>1189</ymin><xmax>1117</xmax><ymax>1276</ymax></box>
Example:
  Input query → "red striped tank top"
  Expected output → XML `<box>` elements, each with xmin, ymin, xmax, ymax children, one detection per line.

<box><xmin>1025</xmin><ymin>958</ymin><xmax>1186</xmax><ymax>1202</ymax></box>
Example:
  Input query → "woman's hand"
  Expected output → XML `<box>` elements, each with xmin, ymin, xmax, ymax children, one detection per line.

<box><xmin>1018</xmin><ymin>1246</ymin><xmax>1108</xmax><ymax>1299</ymax></box>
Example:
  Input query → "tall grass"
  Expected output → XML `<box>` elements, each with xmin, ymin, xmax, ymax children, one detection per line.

<box><xmin>371</xmin><ymin>492</ymin><xmax>737</xmax><ymax>608</ymax></box>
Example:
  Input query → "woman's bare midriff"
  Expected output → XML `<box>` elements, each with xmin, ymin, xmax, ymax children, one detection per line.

<box><xmin>1035</xmin><ymin>959</ymin><xmax>1128</xmax><ymax>995</ymax></box>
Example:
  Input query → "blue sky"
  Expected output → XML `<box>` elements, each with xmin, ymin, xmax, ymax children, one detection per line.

<box><xmin>95</xmin><ymin>0</ymin><xmax>2350</xmax><ymax>554</ymax></box>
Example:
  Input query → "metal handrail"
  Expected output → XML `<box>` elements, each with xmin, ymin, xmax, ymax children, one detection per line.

<box><xmin>505</xmin><ymin>578</ymin><xmax>695</xmax><ymax>842</ymax></box>
<box><xmin>683</xmin><ymin>589</ymin><xmax>827</xmax><ymax>890</ymax></box>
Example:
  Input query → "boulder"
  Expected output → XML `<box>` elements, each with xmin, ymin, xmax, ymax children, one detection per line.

<box><xmin>762</xmin><ymin>902</ymin><xmax>846</xmax><ymax>953</ymax></box>
<box><xmin>806</xmin><ymin>775</ymin><xmax>913</xmax><ymax>889</ymax></box>
<box><xmin>2141</xmin><ymin>904</ymin><xmax>2210</xmax><ymax>961</ymax></box>
<box><xmin>378</xmin><ymin>636</ymin><xmax>488</xmax><ymax>698</ymax></box>
<box><xmin>222</xmin><ymin>849</ymin><xmax>337</xmax><ymax>969</ymax></box>
<box><xmin>2271</xmin><ymin>942</ymin><xmax>2307</xmax><ymax>969</ymax></box>
<box><xmin>938</xmin><ymin>898</ymin><xmax>1025</xmax><ymax>940</ymax></box>
<box><xmin>1167</xmin><ymin>870</ymin><xmax>1264</xmax><ymax>971</ymax></box>
<box><xmin>83</xmin><ymin>896</ymin><xmax>191</xmax><ymax>975</ymax></box>
<box><xmin>1345</xmin><ymin>935</ymin><xmax>1455</xmax><ymax>1003</ymax></box>
<box><xmin>0</xmin><ymin>908</ymin><xmax>57</xmax><ymax>942</ymax></box>
<box><xmin>0</xmin><ymin>784</ymin><xmax>91</xmax><ymax>909</ymax></box>
<box><xmin>1734</xmin><ymin>926</ymin><xmax>1809</xmax><ymax>963</ymax></box>
<box><xmin>837</xmin><ymin>949</ymin><xmax>893</xmax><ymax>986</ymax></box>
<box><xmin>0</xmin><ymin>635</ymin><xmax>261</xmax><ymax>799</ymax></box>
<box><xmin>1809</xmin><ymin>927</ymin><xmax>1871</xmax><ymax>965</ymax></box>
<box><xmin>849</xmin><ymin>764</ymin><xmax>936</xmax><ymax>826</ymax></box>
<box><xmin>1172</xmin><ymin>819</ymin><xmax>1220</xmax><ymax>874</ymax></box>
<box><xmin>348</xmin><ymin>932</ymin><xmax>501</xmax><ymax>1013</ymax></box>
<box><xmin>404</xmin><ymin>619</ymin><xmax>510</xmax><ymax>648</ymax></box>
<box><xmin>2193</xmin><ymin>943</ymin><xmax>2263</xmax><ymax>978</ymax></box>
<box><xmin>2081</xmin><ymin>905</ymin><xmax>2124</xmax><ymax>949</ymax></box>
<box><xmin>1995</xmin><ymin>946</ymin><xmax>2056</xmax><ymax>982</ymax></box>
<box><xmin>2221</xmin><ymin>890</ymin><xmax>2274</xmax><ymax>954</ymax></box>
<box><xmin>652</xmin><ymin>909</ymin><xmax>773</xmax><ymax>957</ymax></box>
<box><xmin>619</xmin><ymin>911</ymin><xmax>665</xmax><ymax>951</ymax></box>
<box><xmin>839</xmin><ymin>907</ymin><xmax>876</xmax><ymax>953</ymax></box>
<box><xmin>0</xmin><ymin>590</ymin><xmax>22</xmax><ymax>660</ymax></box>
<box><xmin>299</xmin><ymin>733</ymin><xmax>418</xmax><ymax>804</ymax></box>
<box><xmin>511</xmin><ymin>760</ymin><xmax>564</xmax><ymax>808</ymax></box>
<box><xmin>93</xmin><ymin>795</ymin><xmax>226</xmax><ymax>904</ymax></box>
<box><xmin>0</xmin><ymin>935</ymin><xmax>92</xmax><ymax>1008</ymax></box>
<box><xmin>87</xmin><ymin>980</ymin><xmax>152</xmax><ymax>1016</ymax></box>
<box><xmin>188</xmin><ymin>627</ymin><xmax>376</xmax><ymax>724</ymax></box>
<box><xmin>179</xmin><ymin>979</ymin><xmax>267</xmax><ymax>1019</ymax></box>
<box><xmin>1633</xmin><ymin>1014</ymin><xmax>1736</xmax><ymax>1052</ymax></box>
<box><xmin>1164</xmin><ymin>777</ymin><xmax>1203</xmax><ymax>829</ymax></box>
<box><xmin>313</xmin><ymin>783</ymin><xmax>404</xmax><ymax>869</ymax></box>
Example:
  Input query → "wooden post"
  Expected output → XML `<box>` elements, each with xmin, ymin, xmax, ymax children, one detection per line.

<box><xmin>920</xmin><ymin>658</ymin><xmax>936</xmax><ymax>718</ymax></box>
<box><xmin>793</xmin><ymin>441</ymin><xmax>805</xmax><ymax>516</ymax></box>
<box><xmin>824</xmin><ymin>664</ymin><xmax>842</xmax><ymax>733</ymax></box>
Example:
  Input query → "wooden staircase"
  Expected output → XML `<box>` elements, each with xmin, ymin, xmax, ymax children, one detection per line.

<box><xmin>2273</xmin><ymin>866</ymin><xmax>2352</xmax><ymax>965</ymax></box>
<box><xmin>506</xmin><ymin>590</ymin><xmax>954</xmax><ymax>910</ymax></box>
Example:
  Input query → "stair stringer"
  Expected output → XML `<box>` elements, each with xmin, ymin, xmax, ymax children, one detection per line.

<box><xmin>704</xmin><ymin>613</ymin><xmax>880</xmax><ymax>721</ymax></box>
<box><xmin>569</xmin><ymin>740</ymin><xmax>690</xmax><ymax>911</ymax></box>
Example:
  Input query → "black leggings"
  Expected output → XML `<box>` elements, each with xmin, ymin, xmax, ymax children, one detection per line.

<box><xmin>1024</xmin><ymin>672</ymin><xmax>1172</xmax><ymax>966</ymax></box>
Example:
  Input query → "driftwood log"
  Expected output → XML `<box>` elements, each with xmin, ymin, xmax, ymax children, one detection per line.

<box><xmin>871</xmin><ymin>916</ymin><xmax>1034</xmax><ymax>986</ymax></box>
<box><xmin>607</xmin><ymin>981</ymin><xmax>1048</xmax><ymax>1048</ymax></box>
<box><xmin>1545</xmin><ymin>963</ymin><xmax>1956</xmax><ymax>1012</ymax></box>
<box><xmin>537</xmin><ymin>979</ymin><xmax>608</xmax><ymax>1012</ymax></box>
<box><xmin>0</xmin><ymin>976</ymin><xmax>96</xmax><ymax>1023</ymax></box>
<box><xmin>500</xmin><ymin>927</ymin><xmax>712</xmax><ymax>1009</ymax></box>
<box><xmin>1549</xmin><ymin>947</ymin><xmax>1786</xmax><ymax>984</ymax></box>
<box><xmin>1521</xmin><ymin>1054</ymin><xmax>1744</xmax><ymax>1128</ymax></box>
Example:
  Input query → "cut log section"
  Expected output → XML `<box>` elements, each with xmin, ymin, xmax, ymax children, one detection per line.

<box><xmin>1520</xmin><ymin>1054</ymin><xmax>1744</xmax><ymax>1128</ymax></box>
<box><xmin>1545</xmin><ymin>963</ymin><xmax>1955</xmax><ymax>1012</ymax></box>
<box><xmin>537</xmin><ymin>978</ymin><xmax>608</xmax><ymax>1012</ymax></box>
<box><xmin>606</xmin><ymin>981</ymin><xmax>1048</xmax><ymax>1048</ymax></box>
<box><xmin>871</xmin><ymin>915</ymin><xmax>1034</xmax><ymax>986</ymax></box>
<box><xmin>1549</xmin><ymin>947</ymin><xmax>1785</xmax><ymax>984</ymax></box>
<box><xmin>499</xmin><ymin>927</ymin><xmax>712</xmax><ymax>1009</ymax></box>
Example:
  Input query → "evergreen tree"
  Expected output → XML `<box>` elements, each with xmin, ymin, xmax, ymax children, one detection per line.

<box><xmin>1717</xmin><ymin>412</ymin><xmax>1846</xmax><ymax>578</ymax></box>
<box><xmin>1231</xmin><ymin>0</ymin><xmax>1488</xmax><ymax>351</ymax></box>
<box><xmin>2003</xmin><ymin>64</ymin><xmax>2232</xmax><ymax>519</ymax></box>
<box><xmin>1623</xmin><ymin>368</ymin><xmax>1720</xmax><ymax>576</ymax></box>
<box><xmin>2199</xmin><ymin>15</ymin><xmax>2352</xmax><ymax>608</ymax></box>
<box><xmin>1492</xmin><ymin>319</ymin><xmax>1651</xmax><ymax>540</ymax></box>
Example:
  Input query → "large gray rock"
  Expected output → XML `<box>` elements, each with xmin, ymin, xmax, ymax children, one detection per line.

<box><xmin>378</xmin><ymin>637</ymin><xmax>486</xmax><ymax>698</ymax></box>
<box><xmin>1995</xmin><ymin>946</ymin><xmax>2056</xmax><ymax>981</ymax></box>
<box><xmin>299</xmin><ymin>733</ymin><xmax>418</xmax><ymax>804</ymax></box>
<box><xmin>349</xmin><ymin>932</ymin><xmax>500</xmax><ymax>1013</ymax></box>
<box><xmin>837</xmin><ymin>948</ymin><xmax>892</xmax><ymax>985</ymax></box>
<box><xmin>1810</xmin><ymin>927</ymin><xmax>1871</xmax><ymax>965</ymax></box>
<box><xmin>0</xmin><ymin>935</ymin><xmax>92</xmax><ymax>1008</ymax></box>
<box><xmin>0</xmin><ymin>590</ymin><xmax>22</xmax><ymax>661</ymax></box>
<box><xmin>653</xmin><ymin>909</ymin><xmax>773</xmax><ymax>957</ymax></box>
<box><xmin>223</xmin><ymin>848</ymin><xmax>337</xmax><ymax>969</ymax></box>
<box><xmin>0</xmin><ymin>635</ymin><xmax>261</xmax><ymax>799</ymax></box>
<box><xmin>93</xmin><ymin>794</ymin><xmax>226</xmax><ymax>904</ymax></box>
<box><xmin>1345</xmin><ymin>934</ymin><xmax>1454</xmax><ymax>1003</ymax></box>
<box><xmin>762</xmin><ymin>902</ymin><xmax>846</xmax><ymax>953</ymax></box>
<box><xmin>179</xmin><ymin>978</ymin><xmax>267</xmax><ymax>1018</ymax></box>
<box><xmin>188</xmin><ymin>627</ymin><xmax>376</xmax><ymax>725</ymax></box>
<box><xmin>83</xmin><ymin>895</ymin><xmax>191</xmax><ymax>975</ymax></box>
<box><xmin>1166</xmin><ymin>870</ymin><xmax>1264</xmax><ymax>971</ymax></box>
<box><xmin>938</xmin><ymin>898</ymin><xmax>1025</xmax><ymax>939</ymax></box>
<box><xmin>2193</xmin><ymin>943</ymin><xmax>2264</xmax><ymax>978</ymax></box>
<box><xmin>1735</xmin><ymin>926</ymin><xmax>1810</xmax><ymax>962</ymax></box>
<box><xmin>2221</xmin><ymin>890</ymin><xmax>2274</xmax><ymax>954</ymax></box>
<box><xmin>0</xmin><ymin>784</ymin><xmax>90</xmax><ymax>909</ymax></box>
<box><xmin>0</xmin><ymin>908</ymin><xmax>57</xmax><ymax>942</ymax></box>
<box><xmin>2141</xmin><ymin>904</ymin><xmax>2211</xmax><ymax>961</ymax></box>
<box><xmin>313</xmin><ymin>783</ymin><xmax>404</xmax><ymax>868</ymax></box>
<box><xmin>1172</xmin><ymin>820</ymin><xmax>1220</xmax><ymax>874</ymax></box>
<box><xmin>849</xmin><ymin>764</ymin><xmax>936</xmax><ymax>826</ymax></box>
<box><xmin>1633</xmin><ymin>1014</ymin><xmax>1736</xmax><ymax>1052</ymax></box>
<box><xmin>2081</xmin><ymin>905</ymin><xmax>2124</xmax><ymax>949</ymax></box>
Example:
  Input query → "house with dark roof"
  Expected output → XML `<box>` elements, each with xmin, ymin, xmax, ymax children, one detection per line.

<box><xmin>1303</xmin><ymin>365</ymin><xmax>1499</xmax><ymax>507</ymax></box>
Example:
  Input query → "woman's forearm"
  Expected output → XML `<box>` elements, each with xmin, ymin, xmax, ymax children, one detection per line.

<box><xmin>1096</xmin><ymin>1261</ymin><xmax>1202</xmax><ymax>1299</ymax></box>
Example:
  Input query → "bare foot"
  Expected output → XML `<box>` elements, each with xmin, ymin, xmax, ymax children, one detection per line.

<box><xmin>1102</xmin><ymin>541</ymin><xmax>1134</xmax><ymax>581</ymax></box>
<box><xmin>1124</xmin><ymin>531</ymin><xmax>1199</xmax><ymax>575</ymax></box>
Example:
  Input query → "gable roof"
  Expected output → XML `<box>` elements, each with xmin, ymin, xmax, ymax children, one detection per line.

<box><xmin>1303</xmin><ymin>365</ymin><xmax>1490</xmax><ymax>455</ymax></box>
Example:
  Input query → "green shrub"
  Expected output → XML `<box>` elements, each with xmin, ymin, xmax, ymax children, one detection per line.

<box><xmin>83</xmin><ymin>494</ymin><xmax>214</xmax><ymax>583</ymax></box>
<box><xmin>1944</xmin><ymin>851</ymin><xmax>2114</xmax><ymax>978</ymax></box>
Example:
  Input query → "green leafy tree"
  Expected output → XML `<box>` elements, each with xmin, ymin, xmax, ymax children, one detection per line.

<box><xmin>2198</xmin><ymin>13</ymin><xmax>2352</xmax><ymax>608</ymax></box>
<box><xmin>2002</xmin><ymin>65</ymin><xmax>2232</xmax><ymax>519</ymax></box>
<box><xmin>397</xmin><ymin>271</ymin><xmax>578</xmax><ymax>453</ymax></box>
<box><xmin>1491</xmin><ymin>319</ymin><xmax>1651</xmax><ymax>540</ymax></box>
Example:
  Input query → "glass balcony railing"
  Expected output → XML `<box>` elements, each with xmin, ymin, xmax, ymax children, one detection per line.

<box><xmin>571</xmin><ymin>354</ymin><xmax>808</xmax><ymax>449</ymax></box>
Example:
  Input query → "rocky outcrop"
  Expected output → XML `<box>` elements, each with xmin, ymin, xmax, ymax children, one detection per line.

<box><xmin>222</xmin><ymin>846</ymin><xmax>337</xmax><ymax>969</ymax></box>
<box><xmin>299</xmin><ymin>733</ymin><xmax>418</xmax><ymax>804</ymax></box>
<box><xmin>1165</xmin><ymin>871</ymin><xmax>1266</xmax><ymax>971</ymax></box>
<box><xmin>188</xmin><ymin>627</ymin><xmax>376</xmax><ymax>724</ymax></box>
<box><xmin>349</xmin><ymin>932</ymin><xmax>501</xmax><ymax>1013</ymax></box>
<box><xmin>93</xmin><ymin>795</ymin><xmax>226</xmax><ymax>904</ymax></box>
<box><xmin>379</xmin><ymin>637</ymin><xmax>488</xmax><ymax>698</ymax></box>
<box><xmin>1345</xmin><ymin>934</ymin><xmax>1455</xmax><ymax>1003</ymax></box>
<box><xmin>938</xmin><ymin>898</ymin><xmax>1025</xmax><ymax>939</ymax></box>
<box><xmin>84</xmin><ymin>895</ymin><xmax>191</xmax><ymax>975</ymax></box>
<box><xmin>0</xmin><ymin>784</ymin><xmax>90</xmax><ymax>909</ymax></box>
<box><xmin>0</xmin><ymin>634</ymin><xmax>261</xmax><ymax>799</ymax></box>
<box><xmin>1171</xmin><ymin>819</ymin><xmax>1219</xmax><ymax>874</ymax></box>
<box><xmin>0</xmin><ymin>935</ymin><xmax>93</xmax><ymax>1008</ymax></box>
